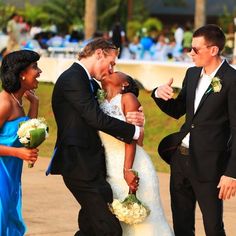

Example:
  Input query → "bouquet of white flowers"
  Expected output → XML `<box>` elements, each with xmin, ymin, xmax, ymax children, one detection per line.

<box><xmin>17</xmin><ymin>117</ymin><xmax>49</xmax><ymax>168</ymax></box>
<box><xmin>109</xmin><ymin>192</ymin><xmax>150</xmax><ymax>225</ymax></box>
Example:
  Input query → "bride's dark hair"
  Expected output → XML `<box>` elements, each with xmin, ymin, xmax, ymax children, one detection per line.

<box><xmin>122</xmin><ymin>75</ymin><xmax>139</xmax><ymax>97</ymax></box>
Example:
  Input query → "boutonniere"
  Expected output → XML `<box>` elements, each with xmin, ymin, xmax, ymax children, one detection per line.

<box><xmin>206</xmin><ymin>76</ymin><xmax>222</xmax><ymax>94</ymax></box>
<box><xmin>96</xmin><ymin>89</ymin><xmax>107</xmax><ymax>104</ymax></box>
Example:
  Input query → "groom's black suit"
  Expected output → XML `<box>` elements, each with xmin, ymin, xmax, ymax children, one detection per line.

<box><xmin>152</xmin><ymin>61</ymin><xmax>236</xmax><ymax>236</ymax></box>
<box><xmin>48</xmin><ymin>62</ymin><xmax>136</xmax><ymax>235</ymax></box>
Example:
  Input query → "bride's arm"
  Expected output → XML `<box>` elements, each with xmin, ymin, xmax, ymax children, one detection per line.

<box><xmin>122</xmin><ymin>93</ymin><xmax>141</xmax><ymax>193</ymax></box>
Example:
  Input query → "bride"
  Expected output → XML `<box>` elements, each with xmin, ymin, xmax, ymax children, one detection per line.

<box><xmin>99</xmin><ymin>71</ymin><xmax>174</xmax><ymax>236</ymax></box>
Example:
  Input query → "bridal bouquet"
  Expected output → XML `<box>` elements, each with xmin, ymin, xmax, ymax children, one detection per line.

<box><xmin>17</xmin><ymin>117</ymin><xmax>49</xmax><ymax>168</ymax></box>
<box><xmin>109</xmin><ymin>192</ymin><xmax>150</xmax><ymax>225</ymax></box>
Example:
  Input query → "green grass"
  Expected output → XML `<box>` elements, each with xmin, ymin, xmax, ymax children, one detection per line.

<box><xmin>25</xmin><ymin>83</ymin><xmax>185</xmax><ymax>173</ymax></box>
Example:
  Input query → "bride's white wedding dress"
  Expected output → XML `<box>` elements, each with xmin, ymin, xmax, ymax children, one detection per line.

<box><xmin>99</xmin><ymin>94</ymin><xmax>174</xmax><ymax>236</ymax></box>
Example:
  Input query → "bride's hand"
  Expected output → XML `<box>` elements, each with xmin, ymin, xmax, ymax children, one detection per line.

<box><xmin>124</xmin><ymin>169</ymin><xmax>139</xmax><ymax>192</ymax></box>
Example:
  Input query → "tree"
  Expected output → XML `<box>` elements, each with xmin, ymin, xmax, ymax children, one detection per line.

<box><xmin>41</xmin><ymin>0</ymin><xmax>84</xmax><ymax>33</ymax></box>
<box><xmin>194</xmin><ymin>0</ymin><xmax>206</xmax><ymax>29</ymax></box>
<box><xmin>22</xmin><ymin>2</ymin><xmax>48</xmax><ymax>25</ymax></box>
<box><xmin>85</xmin><ymin>0</ymin><xmax>97</xmax><ymax>39</ymax></box>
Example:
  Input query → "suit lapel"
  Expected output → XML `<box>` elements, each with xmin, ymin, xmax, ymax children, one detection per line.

<box><xmin>194</xmin><ymin>60</ymin><xmax>229</xmax><ymax>115</ymax></box>
<box><xmin>188</xmin><ymin>68</ymin><xmax>202</xmax><ymax>117</ymax></box>
<box><xmin>90</xmin><ymin>79</ymin><xmax>100</xmax><ymax>97</ymax></box>
<box><xmin>71</xmin><ymin>62</ymin><xmax>100</xmax><ymax>96</ymax></box>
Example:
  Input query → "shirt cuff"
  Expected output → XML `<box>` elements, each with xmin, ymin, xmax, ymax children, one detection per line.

<box><xmin>155</xmin><ymin>89</ymin><xmax>159</xmax><ymax>98</ymax></box>
<box><xmin>133</xmin><ymin>126</ymin><xmax>140</xmax><ymax>140</ymax></box>
<box><xmin>229</xmin><ymin>177</ymin><xmax>236</xmax><ymax>181</ymax></box>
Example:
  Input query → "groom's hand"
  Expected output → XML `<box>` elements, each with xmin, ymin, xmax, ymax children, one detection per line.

<box><xmin>217</xmin><ymin>175</ymin><xmax>236</xmax><ymax>200</ymax></box>
<box><xmin>126</xmin><ymin>106</ymin><xmax>145</xmax><ymax>127</ymax></box>
<box><xmin>156</xmin><ymin>78</ymin><xmax>174</xmax><ymax>101</ymax></box>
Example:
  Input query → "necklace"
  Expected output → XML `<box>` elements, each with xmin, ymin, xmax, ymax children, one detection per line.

<box><xmin>10</xmin><ymin>93</ymin><xmax>23</xmax><ymax>108</ymax></box>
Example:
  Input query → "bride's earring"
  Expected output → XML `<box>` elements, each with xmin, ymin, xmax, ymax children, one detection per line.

<box><xmin>122</xmin><ymin>85</ymin><xmax>125</xmax><ymax>91</ymax></box>
<box><xmin>21</xmin><ymin>76</ymin><xmax>25</xmax><ymax>80</ymax></box>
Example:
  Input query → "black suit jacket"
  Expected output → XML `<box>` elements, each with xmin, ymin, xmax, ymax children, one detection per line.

<box><xmin>152</xmin><ymin>61</ymin><xmax>236</xmax><ymax>181</ymax></box>
<box><xmin>48</xmin><ymin>63</ymin><xmax>135</xmax><ymax>181</ymax></box>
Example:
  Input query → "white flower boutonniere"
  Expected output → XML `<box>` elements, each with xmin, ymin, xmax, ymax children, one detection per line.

<box><xmin>206</xmin><ymin>76</ymin><xmax>222</xmax><ymax>94</ymax></box>
<box><xmin>96</xmin><ymin>89</ymin><xmax>107</xmax><ymax>104</ymax></box>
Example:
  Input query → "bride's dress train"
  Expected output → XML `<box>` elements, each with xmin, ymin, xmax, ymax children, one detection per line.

<box><xmin>99</xmin><ymin>94</ymin><xmax>174</xmax><ymax>236</ymax></box>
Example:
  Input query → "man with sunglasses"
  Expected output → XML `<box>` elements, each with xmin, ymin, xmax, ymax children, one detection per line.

<box><xmin>152</xmin><ymin>24</ymin><xmax>236</xmax><ymax>236</ymax></box>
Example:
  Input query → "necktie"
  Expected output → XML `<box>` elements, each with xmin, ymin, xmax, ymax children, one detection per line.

<box><xmin>89</xmin><ymin>79</ymin><xmax>98</xmax><ymax>95</ymax></box>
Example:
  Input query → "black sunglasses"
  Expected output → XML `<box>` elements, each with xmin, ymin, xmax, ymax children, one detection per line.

<box><xmin>189</xmin><ymin>45</ymin><xmax>214</xmax><ymax>54</ymax></box>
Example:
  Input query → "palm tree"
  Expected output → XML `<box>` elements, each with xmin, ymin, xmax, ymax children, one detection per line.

<box><xmin>194</xmin><ymin>0</ymin><xmax>206</xmax><ymax>29</ymax></box>
<box><xmin>85</xmin><ymin>0</ymin><xmax>97</xmax><ymax>39</ymax></box>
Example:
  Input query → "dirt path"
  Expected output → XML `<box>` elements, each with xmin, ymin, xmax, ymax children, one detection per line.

<box><xmin>22</xmin><ymin>157</ymin><xmax>236</xmax><ymax>235</ymax></box>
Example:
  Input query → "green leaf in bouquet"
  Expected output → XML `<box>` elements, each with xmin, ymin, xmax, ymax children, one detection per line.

<box><xmin>29</xmin><ymin>128</ymin><xmax>46</xmax><ymax>148</ymax></box>
<box><xmin>123</xmin><ymin>193</ymin><xmax>142</xmax><ymax>205</ymax></box>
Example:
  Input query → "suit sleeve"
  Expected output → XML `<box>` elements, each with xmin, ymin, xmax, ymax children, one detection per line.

<box><xmin>151</xmin><ymin>72</ymin><xmax>188</xmax><ymax>119</ymax></box>
<box><xmin>224</xmin><ymin>78</ymin><xmax>236</xmax><ymax>178</ymax></box>
<box><xmin>62</xmin><ymin>72</ymin><xmax>135</xmax><ymax>144</ymax></box>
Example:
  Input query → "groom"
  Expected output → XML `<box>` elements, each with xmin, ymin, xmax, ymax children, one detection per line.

<box><xmin>152</xmin><ymin>24</ymin><xmax>236</xmax><ymax>236</ymax></box>
<box><xmin>46</xmin><ymin>38</ymin><xmax>143</xmax><ymax>236</ymax></box>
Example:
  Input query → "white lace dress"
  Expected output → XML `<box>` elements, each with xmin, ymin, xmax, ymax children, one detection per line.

<box><xmin>99</xmin><ymin>94</ymin><xmax>174</xmax><ymax>236</ymax></box>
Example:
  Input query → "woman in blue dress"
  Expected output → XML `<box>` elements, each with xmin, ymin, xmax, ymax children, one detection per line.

<box><xmin>0</xmin><ymin>50</ymin><xmax>42</xmax><ymax>235</ymax></box>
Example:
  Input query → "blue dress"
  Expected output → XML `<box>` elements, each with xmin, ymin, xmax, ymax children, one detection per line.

<box><xmin>0</xmin><ymin>116</ymin><xmax>28</xmax><ymax>236</ymax></box>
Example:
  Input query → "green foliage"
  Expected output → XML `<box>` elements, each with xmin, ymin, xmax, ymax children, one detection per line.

<box><xmin>126</xmin><ymin>17</ymin><xmax>162</xmax><ymax>41</ymax></box>
<box><xmin>126</xmin><ymin>20</ymin><xmax>142</xmax><ymax>41</ymax></box>
<box><xmin>98</xmin><ymin>4</ymin><xmax>119</xmax><ymax>31</ymax></box>
<box><xmin>21</xmin><ymin>2</ymin><xmax>49</xmax><ymax>25</ymax></box>
<box><xmin>98</xmin><ymin>0</ymin><xmax>127</xmax><ymax>31</ymax></box>
<box><xmin>217</xmin><ymin>6</ymin><xmax>235</xmax><ymax>33</ymax></box>
<box><xmin>98</xmin><ymin>0</ymin><xmax>149</xmax><ymax>32</ymax></box>
<box><xmin>143</xmin><ymin>17</ymin><xmax>163</xmax><ymax>33</ymax></box>
<box><xmin>131</xmin><ymin>0</ymin><xmax>149</xmax><ymax>22</ymax></box>
<box><xmin>41</xmin><ymin>0</ymin><xmax>84</xmax><ymax>33</ymax></box>
<box><xmin>0</xmin><ymin>1</ymin><xmax>16</xmax><ymax>30</ymax></box>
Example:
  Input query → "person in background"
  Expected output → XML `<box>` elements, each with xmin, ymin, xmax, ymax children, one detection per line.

<box><xmin>6</xmin><ymin>13</ymin><xmax>21</xmax><ymax>52</ymax></box>
<box><xmin>183</xmin><ymin>23</ymin><xmax>193</xmax><ymax>53</ymax></box>
<box><xmin>0</xmin><ymin>50</ymin><xmax>42</xmax><ymax>235</ymax></box>
<box><xmin>109</xmin><ymin>21</ymin><xmax>126</xmax><ymax>58</ymax></box>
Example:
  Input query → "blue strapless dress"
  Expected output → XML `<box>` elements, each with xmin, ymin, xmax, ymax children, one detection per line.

<box><xmin>0</xmin><ymin>116</ymin><xmax>29</xmax><ymax>236</ymax></box>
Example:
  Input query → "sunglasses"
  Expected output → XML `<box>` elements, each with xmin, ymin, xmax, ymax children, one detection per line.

<box><xmin>189</xmin><ymin>45</ymin><xmax>214</xmax><ymax>54</ymax></box>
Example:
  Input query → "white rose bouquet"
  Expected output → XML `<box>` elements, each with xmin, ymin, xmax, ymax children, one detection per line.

<box><xmin>17</xmin><ymin>117</ymin><xmax>49</xmax><ymax>168</ymax></box>
<box><xmin>109</xmin><ymin>193</ymin><xmax>150</xmax><ymax>225</ymax></box>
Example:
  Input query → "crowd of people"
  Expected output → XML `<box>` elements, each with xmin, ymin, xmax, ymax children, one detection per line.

<box><xmin>1</xmin><ymin>22</ymin><xmax>236</xmax><ymax>236</ymax></box>
<box><xmin>1</xmin><ymin>13</ymin><xmax>195</xmax><ymax>62</ymax></box>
